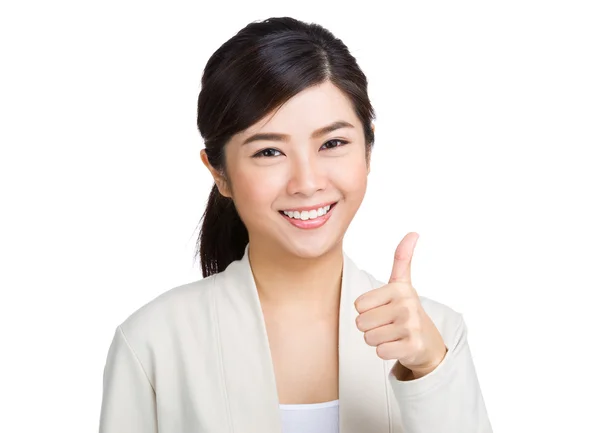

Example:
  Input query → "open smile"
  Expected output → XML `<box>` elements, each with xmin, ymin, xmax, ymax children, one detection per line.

<box><xmin>278</xmin><ymin>202</ymin><xmax>338</xmax><ymax>229</ymax></box>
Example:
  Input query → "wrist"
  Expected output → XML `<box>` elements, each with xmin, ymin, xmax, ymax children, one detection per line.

<box><xmin>411</xmin><ymin>346</ymin><xmax>448</xmax><ymax>379</ymax></box>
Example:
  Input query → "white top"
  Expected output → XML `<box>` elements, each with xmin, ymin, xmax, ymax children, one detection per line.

<box><xmin>280</xmin><ymin>400</ymin><xmax>339</xmax><ymax>433</ymax></box>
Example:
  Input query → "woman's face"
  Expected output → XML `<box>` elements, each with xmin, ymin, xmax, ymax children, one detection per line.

<box><xmin>203</xmin><ymin>80</ymin><xmax>371</xmax><ymax>259</ymax></box>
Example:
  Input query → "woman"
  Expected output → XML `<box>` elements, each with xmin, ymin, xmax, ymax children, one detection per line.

<box><xmin>99</xmin><ymin>16</ymin><xmax>492</xmax><ymax>433</ymax></box>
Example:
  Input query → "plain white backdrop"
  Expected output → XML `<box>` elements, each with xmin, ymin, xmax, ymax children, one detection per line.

<box><xmin>1</xmin><ymin>0</ymin><xmax>599</xmax><ymax>431</ymax></box>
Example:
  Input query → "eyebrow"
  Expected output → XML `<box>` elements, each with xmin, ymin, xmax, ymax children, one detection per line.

<box><xmin>241</xmin><ymin>120</ymin><xmax>355</xmax><ymax>145</ymax></box>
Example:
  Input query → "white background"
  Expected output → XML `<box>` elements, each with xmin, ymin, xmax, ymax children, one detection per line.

<box><xmin>1</xmin><ymin>1</ymin><xmax>599</xmax><ymax>431</ymax></box>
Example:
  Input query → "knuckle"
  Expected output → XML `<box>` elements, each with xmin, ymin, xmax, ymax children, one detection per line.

<box><xmin>399</xmin><ymin>304</ymin><xmax>411</xmax><ymax>317</ymax></box>
<box><xmin>392</xmin><ymin>303</ymin><xmax>410</xmax><ymax>322</ymax></box>
<box><xmin>393</xmin><ymin>320</ymin><xmax>407</xmax><ymax>336</ymax></box>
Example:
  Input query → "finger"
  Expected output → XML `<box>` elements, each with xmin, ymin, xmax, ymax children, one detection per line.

<box><xmin>376</xmin><ymin>340</ymin><xmax>409</xmax><ymax>361</ymax></box>
<box><xmin>354</xmin><ymin>285</ymin><xmax>395</xmax><ymax>314</ymax></box>
<box><xmin>355</xmin><ymin>303</ymin><xmax>399</xmax><ymax>332</ymax></box>
<box><xmin>363</xmin><ymin>322</ymin><xmax>409</xmax><ymax>347</ymax></box>
<box><xmin>389</xmin><ymin>232</ymin><xmax>419</xmax><ymax>284</ymax></box>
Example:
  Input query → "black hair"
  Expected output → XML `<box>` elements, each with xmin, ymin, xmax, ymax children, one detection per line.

<box><xmin>195</xmin><ymin>16</ymin><xmax>376</xmax><ymax>277</ymax></box>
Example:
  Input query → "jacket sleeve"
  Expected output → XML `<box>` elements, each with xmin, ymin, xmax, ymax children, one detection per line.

<box><xmin>99</xmin><ymin>326</ymin><xmax>158</xmax><ymax>433</ymax></box>
<box><xmin>388</xmin><ymin>314</ymin><xmax>493</xmax><ymax>433</ymax></box>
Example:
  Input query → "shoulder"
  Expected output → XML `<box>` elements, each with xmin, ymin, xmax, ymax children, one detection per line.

<box><xmin>103</xmin><ymin>273</ymin><xmax>230</xmax><ymax>388</ymax></box>
<box><xmin>117</xmin><ymin>273</ymin><xmax>221</xmax><ymax>347</ymax></box>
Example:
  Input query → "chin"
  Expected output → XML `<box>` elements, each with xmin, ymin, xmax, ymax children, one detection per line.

<box><xmin>283</xmin><ymin>237</ymin><xmax>343</xmax><ymax>260</ymax></box>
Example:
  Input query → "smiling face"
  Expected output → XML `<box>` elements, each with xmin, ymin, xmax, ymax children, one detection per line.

<box><xmin>201</xmin><ymin>80</ymin><xmax>371</xmax><ymax>260</ymax></box>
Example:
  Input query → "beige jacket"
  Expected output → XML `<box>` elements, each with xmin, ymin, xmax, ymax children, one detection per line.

<box><xmin>99</xmin><ymin>244</ymin><xmax>493</xmax><ymax>432</ymax></box>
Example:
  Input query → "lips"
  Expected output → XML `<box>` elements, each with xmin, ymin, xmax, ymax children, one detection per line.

<box><xmin>278</xmin><ymin>202</ymin><xmax>337</xmax><ymax>229</ymax></box>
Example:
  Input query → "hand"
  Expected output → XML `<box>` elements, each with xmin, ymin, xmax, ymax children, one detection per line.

<box><xmin>354</xmin><ymin>232</ymin><xmax>448</xmax><ymax>378</ymax></box>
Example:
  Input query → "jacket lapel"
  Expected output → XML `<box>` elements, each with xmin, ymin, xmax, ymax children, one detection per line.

<box><xmin>215</xmin><ymin>245</ymin><xmax>391</xmax><ymax>433</ymax></box>
<box><xmin>339</xmin><ymin>251</ymin><xmax>392</xmax><ymax>432</ymax></box>
<box><xmin>213</xmin><ymin>244</ymin><xmax>282</xmax><ymax>432</ymax></box>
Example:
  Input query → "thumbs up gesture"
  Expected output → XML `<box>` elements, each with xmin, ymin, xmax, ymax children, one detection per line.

<box><xmin>354</xmin><ymin>232</ymin><xmax>448</xmax><ymax>379</ymax></box>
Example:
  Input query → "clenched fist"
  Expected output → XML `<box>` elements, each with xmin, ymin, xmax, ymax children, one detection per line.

<box><xmin>354</xmin><ymin>232</ymin><xmax>448</xmax><ymax>379</ymax></box>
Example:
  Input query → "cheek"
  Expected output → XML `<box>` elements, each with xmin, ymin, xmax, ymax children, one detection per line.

<box><xmin>333</xmin><ymin>156</ymin><xmax>369</xmax><ymax>196</ymax></box>
<box><xmin>230</xmin><ymin>167</ymin><xmax>282</xmax><ymax>216</ymax></box>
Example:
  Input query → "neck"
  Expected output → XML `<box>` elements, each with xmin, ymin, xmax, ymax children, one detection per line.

<box><xmin>247</xmin><ymin>239</ymin><xmax>343</xmax><ymax>315</ymax></box>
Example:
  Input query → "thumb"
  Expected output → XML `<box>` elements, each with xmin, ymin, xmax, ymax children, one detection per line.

<box><xmin>389</xmin><ymin>232</ymin><xmax>419</xmax><ymax>284</ymax></box>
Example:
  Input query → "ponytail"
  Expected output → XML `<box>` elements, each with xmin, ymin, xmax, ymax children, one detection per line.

<box><xmin>197</xmin><ymin>184</ymin><xmax>248</xmax><ymax>278</ymax></box>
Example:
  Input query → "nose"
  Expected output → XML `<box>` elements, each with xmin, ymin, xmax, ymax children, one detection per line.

<box><xmin>286</xmin><ymin>153</ymin><xmax>327</xmax><ymax>197</ymax></box>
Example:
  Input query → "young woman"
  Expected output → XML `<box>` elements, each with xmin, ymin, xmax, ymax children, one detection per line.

<box><xmin>99</xmin><ymin>17</ymin><xmax>492</xmax><ymax>433</ymax></box>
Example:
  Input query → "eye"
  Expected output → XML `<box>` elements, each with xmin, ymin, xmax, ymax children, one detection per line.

<box><xmin>320</xmin><ymin>139</ymin><xmax>349</xmax><ymax>150</ymax></box>
<box><xmin>252</xmin><ymin>148</ymin><xmax>282</xmax><ymax>158</ymax></box>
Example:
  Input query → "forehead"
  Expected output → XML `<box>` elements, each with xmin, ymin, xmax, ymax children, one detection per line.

<box><xmin>240</xmin><ymin>81</ymin><xmax>359</xmax><ymax>138</ymax></box>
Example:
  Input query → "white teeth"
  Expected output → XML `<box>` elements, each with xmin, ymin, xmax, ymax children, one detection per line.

<box><xmin>283</xmin><ymin>204</ymin><xmax>333</xmax><ymax>220</ymax></box>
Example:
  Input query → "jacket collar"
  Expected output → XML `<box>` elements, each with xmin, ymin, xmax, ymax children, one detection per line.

<box><xmin>213</xmin><ymin>243</ymin><xmax>391</xmax><ymax>432</ymax></box>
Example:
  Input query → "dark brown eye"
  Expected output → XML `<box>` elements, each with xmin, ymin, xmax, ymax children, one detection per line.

<box><xmin>253</xmin><ymin>148</ymin><xmax>282</xmax><ymax>158</ymax></box>
<box><xmin>320</xmin><ymin>139</ymin><xmax>349</xmax><ymax>150</ymax></box>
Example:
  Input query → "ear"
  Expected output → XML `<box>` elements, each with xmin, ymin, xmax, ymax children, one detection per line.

<box><xmin>200</xmin><ymin>149</ymin><xmax>232</xmax><ymax>198</ymax></box>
